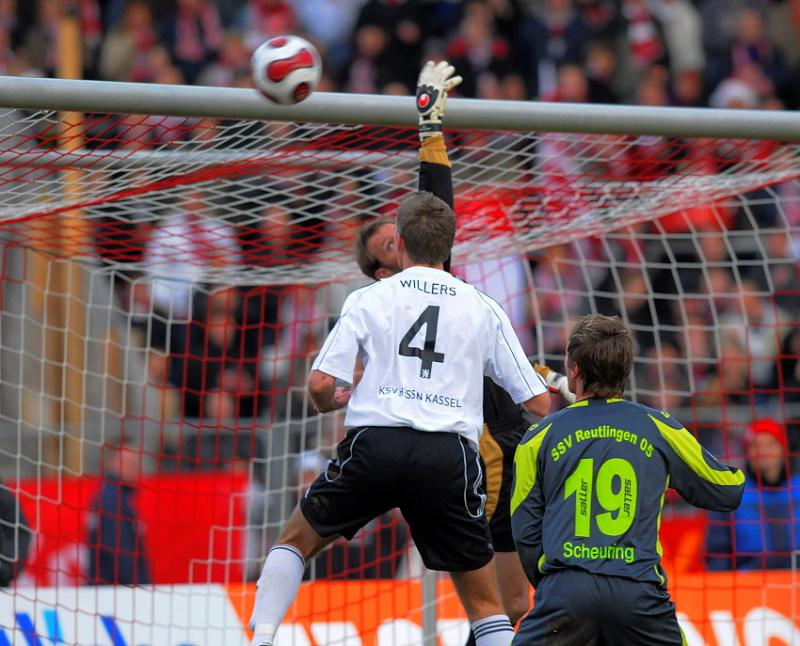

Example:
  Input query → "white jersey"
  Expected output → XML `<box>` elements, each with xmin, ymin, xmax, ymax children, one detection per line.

<box><xmin>312</xmin><ymin>265</ymin><xmax>547</xmax><ymax>445</ymax></box>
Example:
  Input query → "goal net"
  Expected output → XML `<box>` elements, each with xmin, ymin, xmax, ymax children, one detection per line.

<box><xmin>0</xmin><ymin>85</ymin><xmax>797</xmax><ymax>645</ymax></box>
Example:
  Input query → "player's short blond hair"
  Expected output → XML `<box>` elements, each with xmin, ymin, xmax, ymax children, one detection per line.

<box><xmin>567</xmin><ymin>314</ymin><xmax>633</xmax><ymax>398</ymax></box>
<box><xmin>395</xmin><ymin>192</ymin><xmax>455</xmax><ymax>265</ymax></box>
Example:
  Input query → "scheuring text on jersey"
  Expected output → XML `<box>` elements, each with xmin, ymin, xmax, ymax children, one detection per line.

<box><xmin>311</xmin><ymin>265</ymin><xmax>547</xmax><ymax>446</ymax></box>
<box><xmin>511</xmin><ymin>398</ymin><xmax>744</xmax><ymax>588</ymax></box>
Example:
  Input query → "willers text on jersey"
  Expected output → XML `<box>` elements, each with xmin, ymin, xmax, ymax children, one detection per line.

<box><xmin>399</xmin><ymin>278</ymin><xmax>457</xmax><ymax>296</ymax></box>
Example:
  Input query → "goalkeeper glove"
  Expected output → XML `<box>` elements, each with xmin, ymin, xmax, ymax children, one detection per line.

<box><xmin>416</xmin><ymin>60</ymin><xmax>462</xmax><ymax>140</ymax></box>
<box><xmin>533</xmin><ymin>363</ymin><xmax>576</xmax><ymax>404</ymax></box>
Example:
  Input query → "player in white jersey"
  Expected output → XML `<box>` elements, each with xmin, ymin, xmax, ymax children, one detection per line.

<box><xmin>249</xmin><ymin>190</ymin><xmax>550</xmax><ymax>646</ymax></box>
<box><xmin>356</xmin><ymin>61</ymin><xmax>574</xmax><ymax>640</ymax></box>
<box><xmin>315</xmin><ymin>265</ymin><xmax>541</xmax><ymax>445</ymax></box>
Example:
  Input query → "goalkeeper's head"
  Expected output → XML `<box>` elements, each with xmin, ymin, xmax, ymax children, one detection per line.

<box><xmin>355</xmin><ymin>215</ymin><xmax>399</xmax><ymax>280</ymax></box>
<box><xmin>394</xmin><ymin>191</ymin><xmax>455</xmax><ymax>270</ymax></box>
<box><xmin>356</xmin><ymin>192</ymin><xmax>455</xmax><ymax>279</ymax></box>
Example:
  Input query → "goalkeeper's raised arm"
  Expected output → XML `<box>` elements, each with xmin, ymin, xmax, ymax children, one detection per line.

<box><xmin>417</xmin><ymin>60</ymin><xmax>459</xmax><ymax>231</ymax></box>
<box><xmin>414</xmin><ymin>62</ymin><xmax>574</xmax><ymax>408</ymax></box>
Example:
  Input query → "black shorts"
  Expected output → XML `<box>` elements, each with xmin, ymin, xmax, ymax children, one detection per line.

<box><xmin>479</xmin><ymin>417</ymin><xmax>527</xmax><ymax>552</ymax></box>
<box><xmin>513</xmin><ymin>569</ymin><xmax>684</xmax><ymax>645</ymax></box>
<box><xmin>300</xmin><ymin>426</ymin><xmax>494</xmax><ymax>572</ymax></box>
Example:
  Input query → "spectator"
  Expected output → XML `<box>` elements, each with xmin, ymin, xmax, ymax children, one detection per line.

<box><xmin>0</xmin><ymin>25</ymin><xmax>16</xmax><ymax>75</ymax></box>
<box><xmin>621</xmin><ymin>0</ymin><xmax>667</xmax><ymax>73</ymax></box>
<box><xmin>521</xmin><ymin>0</ymin><xmax>588</xmax><ymax>98</ymax></box>
<box><xmin>340</xmin><ymin>23</ymin><xmax>391</xmax><ymax>94</ymax></box>
<box><xmin>198</xmin><ymin>30</ymin><xmax>249</xmax><ymax>87</ymax></box>
<box><xmin>671</xmin><ymin>67</ymin><xmax>704</xmax><ymax>107</ymax></box>
<box><xmin>484</xmin><ymin>0</ymin><xmax>526</xmax><ymax>45</ymax></box>
<box><xmin>99</xmin><ymin>0</ymin><xmax>159</xmax><ymax>82</ymax></box>
<box><xmin>697</xmin><ymin>327</ymin><xmax>751</xmax><ymax>407</ymax></box>
<box><xmin>649</xmin><ymin>0</ymin><xmax>704</xmax><ymax>76</ymax></box>
<box><xmin>87</xmin><ymin>441</ymin><xmax>151</xmax><ymax>585</ymax></box>
<box><xmin>698</xmin><ymin>0</ymin><xmax>754</xmax><ymax>57</ymax></box>
<box><xmin>22</xmin><ymin>0</ymin><xmax>60</xmax><ymax>76</ymax></box>
<box><xmin>709</xmin><ymin>77</ymin><xmax>759</xmax><ymax>110</ymax></box>
<box><xmin>161</xmin><ymin>0</ymin><xmax>223</xmax><ymax>85</ymax></box>
<box><xmin>355</xmin><ymin>0</ymin><xmax>423</xmax><ymax>90</ymax></box>
<box><xmin>706</xmin><ymin>419</ymin><xmax>800</xmax><ymax>570</ymax></box>
<box><xmin>183</xmin><ymin>288</ymin><xmax>265</xmax><ymax>420</ymax></box>
<box><xmin>585</xmin><ymin>41</ymin><xmax>620</xmax><ymax>103</ymax></box>
<box><xmin>234</xmin><ymin>0</ymin><xmax>298</xmax><ymax>52</ymax></box>
<box><xmin>446</xmin><ymin>0</ymin><xmax>515</xmax><ymax>98</ymax></box>
<box><xmin>774</xmin><ymin>325</ymin><xmax>800</xmax><ymax>405</ymax></box>
<box><xmin>722</xmin><ymin>279</ymin><xmax>782</xmax><ymax>391</ymax></box>
<box><xmin>293</xmin><ymin>0</ymin><xmax>364</xmax><ymax>73</ymax></box>
<box><xmin>574</xmin><ymin>0</ymin><xmax>619</xmax><ymax>41</ymax></box>
<box><xmin>140</xmin><ymin>321</ymin><xmax>180</xmax><ymax>424</ymax></box>
<box><xmin>144</xmin><ymin>189</ymin><xmax>242</xmax><ymax>322</ymax></box>
<box><xmin>636</xmin><ymin>343</ymin><xmax>688</xmax><ymax>411</ymax></box>
<box><xmin>0</xmin><ymin>481</ymin><xmax>32</xmax><ymax>586</ymax></box>
<box><xmin>708</xmin><ymin>8</ymin><xmax>791</xmax><ymax>106</ymax></box>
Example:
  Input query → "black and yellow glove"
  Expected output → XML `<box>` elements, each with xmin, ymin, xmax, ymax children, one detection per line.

<box><xmin>533</xmin><ymin>363</ymin><xmax>576</xmax><ymax>404</ymax></box>
<box><xmin>416</xmin><ymin>60</ymin><xmax>462</xmax><ymax>140</ymax></box>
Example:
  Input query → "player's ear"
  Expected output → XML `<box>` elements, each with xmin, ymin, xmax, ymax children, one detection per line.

<box><xmin>567</xmin><ymin>360</ymin><xmax>580</xmax><ymax>382</ymax></box>
<box><xmin>394</xmin><ymin>230</ymin><xmax>407</xmax><ymax>267</ymax></box>
<box><xmin>374</xmin><ymin>267</ymin><xmax>392</xmax><ymax>280</ymax></box>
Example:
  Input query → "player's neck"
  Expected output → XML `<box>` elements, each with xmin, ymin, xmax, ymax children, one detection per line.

<box><xmin>576</xmin><ymin>392</ymin><xmax>624</xmax><ymax>402</ymax></box>
<box><xmin>575</xmin><ymin>384</ymin><xmax>623</xmax><ymax>401</ymax></box>
<box><xmin>401</xmin><ymin>261</ymin><xmax>445</xmax><ymax>271</ymax></box>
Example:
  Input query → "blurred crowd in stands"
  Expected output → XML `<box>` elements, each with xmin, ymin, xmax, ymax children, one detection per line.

<box><xmin>3</xmin><ymin>4</ymin><xmax>797</xmax><ymax>417</ymax></box>
<box><xmin>6</xmin><ymin>0</ymin><xmax>788</xmax><ymax>446</ymax></box>
<box><xmin>3</xmin><ymin>0</ymin><xmax>800</xmax><ymax>113</ymax></box>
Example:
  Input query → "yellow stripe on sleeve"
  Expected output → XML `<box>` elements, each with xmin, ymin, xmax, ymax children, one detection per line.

<box><xmin>419</xmin><ymin>135</ymin><xmax>451</xmax><ymax>167</ymax></box>
<box><xmin>649</xmin><ymin>415</ymin><xmax>744</xmax><ymax>486</ymax></box>
<box><xmin>510</xmin><ymin>423</ymin><xmax>552</xmax><ymax>515</ymax></box>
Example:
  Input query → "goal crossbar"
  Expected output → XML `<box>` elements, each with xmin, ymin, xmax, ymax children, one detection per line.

<box><xmin>1</xmin><ymin>75</ymin><xmax>800</xmax><ymax>140</ymax></box>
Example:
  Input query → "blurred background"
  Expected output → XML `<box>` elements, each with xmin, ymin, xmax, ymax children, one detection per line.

<box><xmin>3</xmin><ymin>0</ymin><xmax>800</xmax><ymax>111</ymax></box>
<box><xmin>0</xmin><ymin>0</ymin><xmax>796</xmax><ymax>597</ymax></box>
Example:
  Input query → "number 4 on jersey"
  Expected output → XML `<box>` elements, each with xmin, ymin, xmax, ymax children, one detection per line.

<box><xmin>399</xmin><ymin>305</ymin><xmax>445</xmax><ymax>379</ymax></box>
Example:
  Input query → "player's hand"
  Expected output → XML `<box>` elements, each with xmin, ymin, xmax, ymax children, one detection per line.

<box><xmin>416</xmin><ymin>60</ymin><xmax>462</xmax><ymax>140</ymax></box>
<box><xmin>330</xmin><ymin>386</ymin><xmax>352</xmax><ymax>410</ymax></box>
<box><xmin>533</xmin><ymin>363</ymin><xmax>576</xmax><ymax>404</ymax></box>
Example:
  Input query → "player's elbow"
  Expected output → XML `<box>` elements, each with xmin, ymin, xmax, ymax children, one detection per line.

<box><xmin>715</xmin><ymin>485</ymin><xmax>745</xmax><ymax>513</ymax></box>
<box><xmin>522</xmin><ymin>392</ymin><xmax>550</xmax><ymax>418</ymax></box>
<box><xmin>308</xmin><ymin>370</ymin><xmax>335</xmax><ymax>412</ymax></box>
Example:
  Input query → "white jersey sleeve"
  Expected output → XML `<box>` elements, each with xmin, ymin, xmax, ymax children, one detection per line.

<box><xmin>311</xmin><ymin>286</ymin><xmax>373</xmax><ymax>383</ymax></box>
<box><xmin>476</xmin><ymin>291</ymin><xmax>547</xmax><ymax>404</ymax></box>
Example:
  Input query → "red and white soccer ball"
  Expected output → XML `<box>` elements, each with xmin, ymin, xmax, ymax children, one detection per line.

<box><xmin>251</xmin><ymin>35</ymin><xmax>322</xmax><ymax>105</ymax></box>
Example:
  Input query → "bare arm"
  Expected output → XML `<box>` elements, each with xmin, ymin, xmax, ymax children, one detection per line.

<box><xmin>521</xmin><ymin>392</ymin><xmax>550</xmax><ymax>418</ymax></box>
<box><xmin>307</xmin><ymin>370</ymin><xmax>352</xmax><ymax>413</ymax></box>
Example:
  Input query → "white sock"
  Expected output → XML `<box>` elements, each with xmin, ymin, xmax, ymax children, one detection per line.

<box><xmin>472</xmin><ymin>614</ymin><xmax>515</xmax><ymax>646</ymax></box>
<box><xmin>249</xmin><ymin>544</ymin><xmax>306</xmax><ymax>645</ymax></box>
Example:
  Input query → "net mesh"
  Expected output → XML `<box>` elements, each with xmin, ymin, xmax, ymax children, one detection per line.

<box><xmin>0</xmin><ymin>106</ymin><xmax>798</xmax><ymax>644</ymax></box>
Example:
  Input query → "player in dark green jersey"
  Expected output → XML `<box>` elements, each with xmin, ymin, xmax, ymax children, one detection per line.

<box><xmin>511</xmin><ymin>314</ymin><xmax>744</xmax><ymax>645</ymax></box>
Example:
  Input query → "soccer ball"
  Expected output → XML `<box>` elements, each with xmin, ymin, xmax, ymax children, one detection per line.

<box><xmin>251</xmin><ymin>35</ymin><xmax>322</xmax><ymax>105</ymax></box>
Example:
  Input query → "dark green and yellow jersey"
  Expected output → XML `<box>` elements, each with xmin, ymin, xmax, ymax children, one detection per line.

<box><xmin>510</xmin><ymin>398</ymin><xmax>744</xmax><ymax>588</ymax></box>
